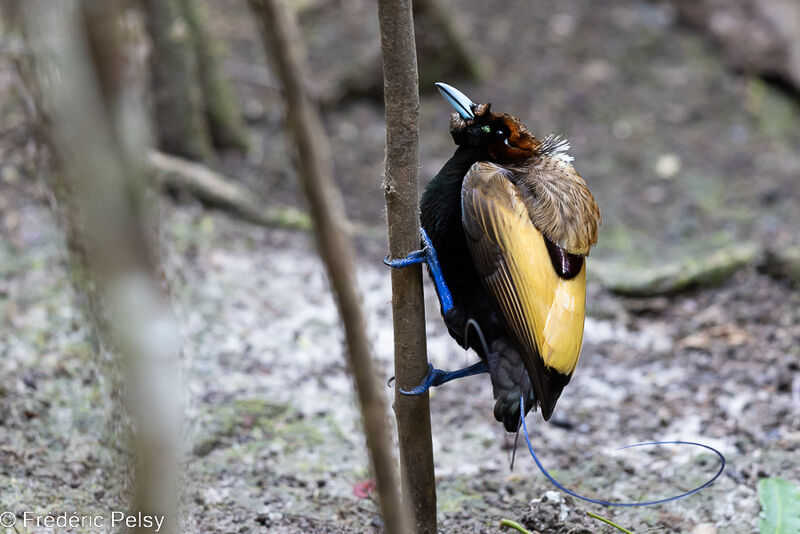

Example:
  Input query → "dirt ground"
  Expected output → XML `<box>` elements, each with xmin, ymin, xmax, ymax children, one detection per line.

<box><xmin>2</xmin><ymin>0</ymin><xmax>800</xmax><ymax>533</ymax></box>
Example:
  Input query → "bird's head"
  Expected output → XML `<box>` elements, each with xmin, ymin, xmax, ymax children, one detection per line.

<box><xmin>435</xmin><ymin>82</ymin><xmax>540</xmax><ymax>164</ymax></box>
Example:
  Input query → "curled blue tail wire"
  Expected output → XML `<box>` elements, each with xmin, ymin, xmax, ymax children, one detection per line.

<box><xmin>519</xmin><ymin>395</ymin><xmax>726</xmax><ymax>507</ymax></box>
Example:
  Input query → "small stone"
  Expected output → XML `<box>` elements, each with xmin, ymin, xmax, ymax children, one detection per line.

<box><xmin>654</xmin><ymin>153</ymin><xmax>681</xmax><ymax>178</ymax></box>
<box><xmin>543</xmin><ymin>490</ymin><xmax>564</xmax><ymax>504</ymax></box>
<box><xmin>692</xmin><ymin>523</ymin><xmax>717</xmax><ymax>534</ymax></box>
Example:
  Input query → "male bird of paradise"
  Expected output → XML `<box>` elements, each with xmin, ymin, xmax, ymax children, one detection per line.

<box><xmin>386</xmin><ymin>83</ymin><xmax>600</xmax><ymax>432</ymax></box>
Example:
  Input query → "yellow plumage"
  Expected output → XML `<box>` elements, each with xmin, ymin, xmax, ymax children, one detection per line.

<box><xmin>461</xmin><ymin>162</ymin><xmax>587</xmax><ymax>378</ymax></box>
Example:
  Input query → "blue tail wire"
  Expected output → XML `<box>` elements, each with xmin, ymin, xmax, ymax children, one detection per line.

<box><xmin>518</xmin><ymin>395</ymin><xmax>726</xmax><ymax>507</ymax></box>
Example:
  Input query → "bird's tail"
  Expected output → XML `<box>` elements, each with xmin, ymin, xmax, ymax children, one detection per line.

<box><xmin>463</xmin><ymin>318</ymin><xmax>535</xmax><ymax>432</ymax></box>
<box><xmin>486</xmin><ymin>338</ymin><xmax>536</xmax><ymax>432</ymax></box>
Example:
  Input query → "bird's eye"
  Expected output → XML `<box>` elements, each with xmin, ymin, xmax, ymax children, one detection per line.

<box><xmin>493</xmin><ymin>126</ymin><xmax>509</xmax><ymax>139</ymax></box>
<box><xmin>494</xmin><ymin>128</ymin><xmax>511</xmax><ymax>145</ymax></box>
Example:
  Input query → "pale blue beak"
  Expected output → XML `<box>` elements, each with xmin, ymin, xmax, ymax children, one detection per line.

<box><xmin>435</xmin><ymin>82</ymin><xmax>476</xmax><ymax>120</ymax></box>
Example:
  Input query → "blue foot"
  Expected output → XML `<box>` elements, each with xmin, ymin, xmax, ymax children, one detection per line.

<box><xmin>399</xmin><ymin>361</ymin><xmax>489</xmax><ymax>395</ymax></box>
<box><xmin>383</xmin><ymin>228</ymin><xmax>453</xmax><ymax>314</ymax></box>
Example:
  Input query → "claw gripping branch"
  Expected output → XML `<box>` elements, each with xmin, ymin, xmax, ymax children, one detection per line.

<box><xmin>384</xmin><ymin>227</ymin><xmax>488</xmax><ymax>396</ymax></box>
<box><xmin>384</xmin><ymin>227</ymin><xmax>453</xmax><ymax>314</ymax></box>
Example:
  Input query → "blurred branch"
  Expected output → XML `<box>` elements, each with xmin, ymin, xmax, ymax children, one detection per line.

<box><xmin>147</xmin><ymin>150</ymin><xmax>312</xmax><ymax>230</ymax></box>
<box><xmin>147</xmin><ymin>150</ymin><xmax>385</xmax><ymax>238</ymax></box>
<box><xmin>20</xmin><ymin>1</ymin><xmax>181</xmax><ymax>532</ymax></box>
<box><xmin>246</xmin><ymin>1</ymin><xmax>410</xmax><ymax>533</ymax></box>
<box><xmin>376</xmin><ymin>0</ymin><xmax>438</xmax><ymax>533</ymax></box>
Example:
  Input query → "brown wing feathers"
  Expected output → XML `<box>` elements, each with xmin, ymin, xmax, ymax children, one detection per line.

<box><xmin>460</xmin><ymin>162</ymin><xmax>591</xmax><ymax>420</ymax></box>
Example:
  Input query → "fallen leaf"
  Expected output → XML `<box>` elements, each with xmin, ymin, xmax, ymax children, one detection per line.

<box><xmin>352</xmin><ymin>479</ymin><xmax>377</xmax><ymax>499</ymax></box>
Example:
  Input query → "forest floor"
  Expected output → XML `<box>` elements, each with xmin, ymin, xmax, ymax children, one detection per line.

<box><xmin>2</xmin><ymin>0</ymin><xmax>800</xmax><ymax>533</ymax></box>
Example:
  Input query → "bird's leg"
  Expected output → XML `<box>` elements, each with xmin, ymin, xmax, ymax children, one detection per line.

<box><xmin>399</xmin><ymin>360</ymin><xmax>489</xmax><ymax>395</ymax></box>
<box><xmin>384</xmin><ymin>229</ymin><xmax>487</xmax><ymax>394</ymax></box>
<box><xmin>383</xmin><ymin>227</ymin><xmax>453</xmax><ymax>314</ymax></box>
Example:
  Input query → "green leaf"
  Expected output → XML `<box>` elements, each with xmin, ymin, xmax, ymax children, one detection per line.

<box><xmin>586</xmin><ymin>511</ymin><xmax>633</xmax><ymax>534</ymax></box>
<box><xmin>759</xmin><ymin>477</ymin><xmax>800</xmax><ymax>534</ymax></box>
<box><xmin>500</xmin><ymin>519</ymin><xmax>532</xmax><ymax>534</ymax></box>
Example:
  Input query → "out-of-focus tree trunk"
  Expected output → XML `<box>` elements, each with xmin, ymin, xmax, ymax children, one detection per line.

<box><xmin>179</xmin><ymin>0</ymin><xmax>249</xmax><ymax>151</ymax></box>
<box><xmin>1</xmin><ymin>0</ymin><xmax>128</xmax><ymax>436</ymax></box>
<box><xmin>142</xmin><ymin>0</ymin><xmax>212</xmax><ymax>161</ymax></box>
<box><xmin>247</xmin><ymin>1</ymin><xmax>410</xmax><ymax>533</ymax></box>
<box><xmin>413</xmin><ymin>0</ymin><xmax>483</xmax><ymax>86</ymax></box>
<box><xmin>377</xmin><ymin>0</ymin><xmax>439</xmax><ymax>532</ymax></box>
<box><xmin>20</xmin><ymin>1</ymin><xmax>182</xmax><ymax>532</ymax></box>
<box><xmin>664</xmin><ymin>0</ymin><xmax>800</xmax><ymax>92</ymax></box>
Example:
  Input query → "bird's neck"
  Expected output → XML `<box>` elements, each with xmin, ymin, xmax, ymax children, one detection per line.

<box><xmin>438</xmin><ymin>145</ymin><xmax>490</xmax><ymax>184</ymax></box>
<box><xmin>421</xmin><ymin>145</ymin><xmax>488</xmax><ymax>244</ymax></box>
<box><xmin>424</xmin><ymin>145</ymin><xmax>489</xmax><ymax>205</ymax></box>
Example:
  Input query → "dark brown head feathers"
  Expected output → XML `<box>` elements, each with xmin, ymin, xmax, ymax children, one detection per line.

<box><xmin>448</xmin><ymin>102</ymin><xmax>545</xmax><ymax>164</ymax></box>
